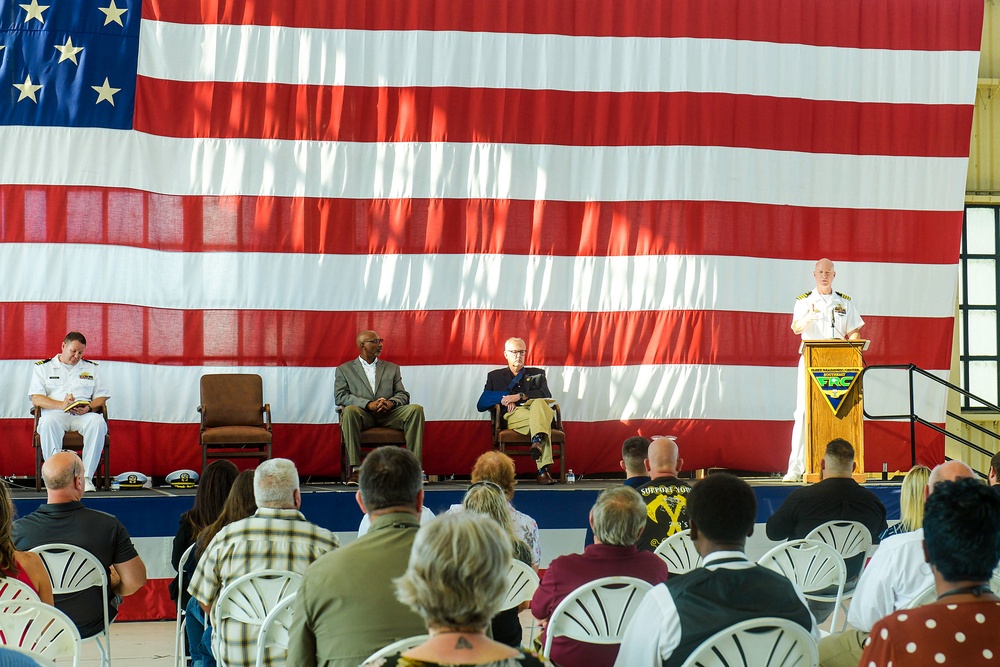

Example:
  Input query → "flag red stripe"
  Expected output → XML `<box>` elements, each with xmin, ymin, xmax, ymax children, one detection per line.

<box><xmin>134</xmin><ymin>80</ymin><xmax>974</xmax><ymax>158</ymax></box>
<box><xmin>0</xmin><ymin>187</ymin><xmax>963</xmax><ymax>264</ymax></box>
<box><xmin>1</xmin><ymin>304</ymin><xmax>952</xmax><ymax>369</ymax></box>
<box><xmin>0</xmin><ymin>418</ymin><xmax>939</xmax><ymax>478</ymax></box>
<box><xmin>144</xmin><ymin>0</ymin><xmax>983</xmax><ymax>51</ymax></box>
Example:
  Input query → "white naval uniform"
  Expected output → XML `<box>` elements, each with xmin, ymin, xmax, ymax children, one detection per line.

<box><xmin>786</xmin><ymin>289</ymin><xmax>864</xmax><ymax>477</ymax></box>
<box><xmin>28</xmin><ymin>356</ymin><xmax>110</xmax><ymax>479</ymax></box>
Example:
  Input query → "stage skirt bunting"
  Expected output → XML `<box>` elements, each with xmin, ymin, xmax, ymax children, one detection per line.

<box><xmin>0</xmin><ymin>0</ymin><xmax>982</xmax><ymax>478</ymax></box>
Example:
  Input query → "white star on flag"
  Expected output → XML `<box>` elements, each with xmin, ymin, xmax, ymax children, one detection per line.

<box><xmin>13</xmin><ymin>75</ymin><xmax>43</xmax><ymax>103</ymax></box>
<box><xmin>54</xmin><ymin>37</ymin><xmax>84</xmax><ymax>65</ymax></box>
<box><xmin>19</xmin><ymin>0</ymin><xmax>49</xmax><ymax>24</ymax></box>
<box><xmin>99</xmin><ymin>0</ymin><xmax>128</xmax><ymax>26</ymax></box>
<box><xmin>92</xmin><ymin>77</ymin><xmax>121</xmax><ymax>105</ymax></box>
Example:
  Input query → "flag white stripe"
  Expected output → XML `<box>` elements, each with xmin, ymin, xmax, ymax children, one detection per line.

<box><xmin>0</xmin><ymin>129</ymin><xmax>969</xmax><ymax>209</ymax></box>
<box><xmin>3</xmin><ymin>360</ymin><xmax>949</xmax><ymax>424</ymax></box>
<box><xmin>140</xmin><ymin>21</ymin><xmax>980</xmax><ymax>105</ymax></box>
<box><xmin>0</xmin><ymin>245</ymin><xmax>958</xmax><ymax>318</ymax></box>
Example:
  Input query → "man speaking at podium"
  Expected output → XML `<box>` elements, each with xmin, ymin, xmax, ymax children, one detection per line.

<box><xmin>784</xmin><ymin>259</ymin><xmax>864</xmax><ymax>482</ymax></box>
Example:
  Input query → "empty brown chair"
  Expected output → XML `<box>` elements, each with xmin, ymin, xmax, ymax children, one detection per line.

<box><xmin>31</xmin><ymin>406</ymin><xmax>111</xmax><ymax>491</ymax></box>
<box><xmin>490</xmin><ymin>403</ymin><xmax>567</xmax><ymax>481</ymax></box>
<box><xmin>198</xmin><ymin>374</ymin><xmax>272</xmax><ymax>471</ymax></box>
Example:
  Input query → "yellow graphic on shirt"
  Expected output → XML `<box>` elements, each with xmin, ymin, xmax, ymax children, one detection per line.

<box><xmin>647</xmin><ymin>493</ymin><xmax>688</xmax><ymax>537</ymax></box>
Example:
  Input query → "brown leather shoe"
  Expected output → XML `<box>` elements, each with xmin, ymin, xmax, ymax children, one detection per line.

<box><xmin>536</xmin><ymin>470</ymin><xmax>557</xmax><ymax>485</ymax></box>
<box><xmin>346</xmin><ymin>469</ymin><xmax>360</xmax><ymax>486</ymax></box>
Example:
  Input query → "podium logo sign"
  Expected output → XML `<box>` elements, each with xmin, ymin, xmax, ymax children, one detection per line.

<box><xmin>809</xmin><ymin>369</ymin><xmax>860</xmax><ymax>415</ymax></box>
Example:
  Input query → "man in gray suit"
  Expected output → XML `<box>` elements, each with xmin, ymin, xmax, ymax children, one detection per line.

<box><xmin>335</xmin><ymin>330</ymin><xmax>425</xmax><ymax>483</ymax></box>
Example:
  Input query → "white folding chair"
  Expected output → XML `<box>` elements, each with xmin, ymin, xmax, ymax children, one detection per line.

<box><xmin>500</xmin><ymin>560</ymin><xmax>540</xmax><ymax>612</ymax></box>
<box><xmin>679</xmin><ymin>616</ymin><xmax>818</xmax><ymax>667</ymax></box>
<box><xmin>804</xmin><ymin>520</ymin><xmax>873</xmax><ymax>627</ymax></box>
<box><xmin>654</xmin><ymin>529</ymin><xmax>703</xmax><ymax>574</ymax></box>
<box><xmin>543</xmin><ymin>576</ymin><xmax>653</xmax><ymax>656</ymax></box>
<box><xmin>758</xmin><ymin>539</ymin><xmax>847</xmax><ymax>633</ymax></box>
<box><xmin>173</xmin><ymin>543</ymin><xmax>197</xmax><ymax>667</ymax></box>
<box><xmin>253</xmin><ymin>592</ymin><xmax>297</xmax><ymax>667</ymax></box>
<box><xmin>908</xmin><ymin>570</ymin><xmax>1000</xmax><ymax>609</ymax></box>
<box><xmin>0</xmin><ymin>576</ymin><xmax>40</xmax><ymax>613</ymax></box>
<box><xmin>210</xmin><ymin>569</ymin><xmax>302</xmax><ymax>667</ymax></box>
<box><xmin>362</xmin><ymin>635</ymin><xmax>429</xmax><ymax>664</ymax></box>
<box><xmin>0</xmin><ymin>600</ymin><xmax>83</xmax><ymax>667</ymax></box>
<box><xmin>30</xmin><ymin>543</ymin><xmax>110</xmax><ymax>667</ymax></box>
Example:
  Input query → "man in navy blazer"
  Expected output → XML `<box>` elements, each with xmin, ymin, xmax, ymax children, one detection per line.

<box><xmin>479</xmin><ymin>337</ymin><xmax>558</xmax><ymax>484</ymax></box>
<box><xmin>335</xmin><ymin>331</ymin><xmax>424</xmax><ymax>483</ymax></box>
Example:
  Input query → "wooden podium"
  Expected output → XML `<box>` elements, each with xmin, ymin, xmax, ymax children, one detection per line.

<box><xmin>802</xmin><ymin>339</ymin><xmax>868</xmax><ymax>483</ymax></box>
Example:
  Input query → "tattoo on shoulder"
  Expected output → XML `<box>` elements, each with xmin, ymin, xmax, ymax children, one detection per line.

<box><xmin>455</xmin><ymin>636</ymin><xmax>474</xmax><ymax>650</ymax></box>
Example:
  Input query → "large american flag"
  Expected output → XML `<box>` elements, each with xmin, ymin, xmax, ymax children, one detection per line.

<box><xmin>0</xmin><ymin>0</ymin><xmax>984</xmax><ymax>477</ymax></box>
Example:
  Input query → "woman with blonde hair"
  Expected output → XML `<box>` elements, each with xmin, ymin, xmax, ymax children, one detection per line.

<box><xmin>0</xmin><ymin>482</ymin><xmax>53</xmax><ymax>604</ymax></box>
<box><xmin>463</xmin><ymin>482</ymin><xmax>533</xmax><ymax>647</ymax></box>
<box><xmin>449</xmin><ymin>452</ymin><xmax>540</xmax><ymax>566</ymax></box>
<box><xmin>880</xmin><ymin>464</ymin><xmax>931</xmax><ymax>540</ymax></box>
<box><xmin>362</xmin><ymin>512</ymin><xmax>554</xmax><ymax>667</ymax></box>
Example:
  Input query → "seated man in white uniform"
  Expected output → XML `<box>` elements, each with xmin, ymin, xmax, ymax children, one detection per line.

<box><xmin>29</xmin><ymin>332</ymin><xmax>110</xmax><ymax>492</ymax></box>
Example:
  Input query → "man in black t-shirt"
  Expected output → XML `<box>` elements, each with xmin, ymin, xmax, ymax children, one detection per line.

<box><xmin>635</xmin><ymin>437</ymin><xmax>692</xmax><ymax>551</ymax></box>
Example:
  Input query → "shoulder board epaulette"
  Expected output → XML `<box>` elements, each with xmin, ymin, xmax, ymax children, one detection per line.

<box><xmin>836</xmin><ymin>291</ymin><xmax>851</xmax><ymax>301</ymax></box>
<box><xmin>35</xmin><ymin>359</ymin><xmax>47</xmax><ymax>365</ymax></box>
<box><xmin>796</xmin><ymin>291</ymin><xmax>811</xmax><ymax>300</ymax></box>
<box><xmin>81</xmin><ymin>359</ymin><xmax>98</xmax><ymax>365</ymax></box>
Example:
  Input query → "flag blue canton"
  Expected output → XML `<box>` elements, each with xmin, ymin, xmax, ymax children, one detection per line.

<box><xmin>0</xmin><ymin>0</ymin><xmax>140</xmax><ymax>128</ymax></box>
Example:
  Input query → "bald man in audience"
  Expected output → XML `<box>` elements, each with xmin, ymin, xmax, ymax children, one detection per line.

<box><xmin>13</xmin><ymin>451</ymin><xmax>146</xmax><ymax>639</ymax></box>
<box><xmin>635</xmin><ymin>437</ymin><xmax>691</xmax><ymax>552</ymax></box>
<box><xmin>818</xmin><ymin>460</ymin><xmax>978</xmax><ymax>667</ymax></box>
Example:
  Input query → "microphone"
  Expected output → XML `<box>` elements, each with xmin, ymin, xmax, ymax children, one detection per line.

<box><xmin>831</xmin><ymin>308</ymin><xmax>837</xmax><ymax>338</ymax></box>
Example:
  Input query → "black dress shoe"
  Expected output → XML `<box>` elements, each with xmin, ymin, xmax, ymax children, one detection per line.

<box><xmin>536</xmin><ymin>470</ymin><xmax>556</xmax><ymax>485</ymax></box>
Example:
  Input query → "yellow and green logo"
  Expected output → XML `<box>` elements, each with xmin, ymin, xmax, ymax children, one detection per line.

<box><xmin>808</xmin><ymin>369</ymin><xmax>860</xmax><ymax>415</ymax></box>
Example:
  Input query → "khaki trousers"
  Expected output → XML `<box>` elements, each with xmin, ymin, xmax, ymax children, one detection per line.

<box><xmin>504</xmin><ymin>399</ymin><xmax>555</xmax><ymax>469</ymax></box>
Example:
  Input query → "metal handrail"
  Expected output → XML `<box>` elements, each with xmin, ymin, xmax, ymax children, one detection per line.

<box><xmin>859</xmin><ymin>364</ymin><xmax>1000</xmax><ymax>470</ymax></box>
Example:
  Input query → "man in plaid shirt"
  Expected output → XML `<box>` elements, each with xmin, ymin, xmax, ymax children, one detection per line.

<box><xmin>188</xmin><ymin>458</ymin><xmax>339</xmax><ymax>667</ymax></box>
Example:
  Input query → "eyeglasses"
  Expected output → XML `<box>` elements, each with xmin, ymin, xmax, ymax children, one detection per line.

<box><xmin>469</xmin><ymin>480</ymin><xmax>505</xmax><ymax>493</ymax></box>
<box><xmin>362</xmin><ymin>338</ymin><xmax>384</xmax><ymax>345</ymax></box>
<box><xmin>505</xmin><ymin>349</ymin><xmax>527</xmax><ymax>356</ymax></box>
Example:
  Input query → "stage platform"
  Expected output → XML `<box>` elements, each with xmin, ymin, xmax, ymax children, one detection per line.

<box><xmin>8</xmin><ymin>476</ymin><xmax>904</xmax><ymax>622</ymax></box>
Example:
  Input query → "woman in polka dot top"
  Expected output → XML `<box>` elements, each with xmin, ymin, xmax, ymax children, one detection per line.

<box><xmin>860</xmin><ymin>478</ymin><xmax>1000</xmax><ymax>666</ymax></box>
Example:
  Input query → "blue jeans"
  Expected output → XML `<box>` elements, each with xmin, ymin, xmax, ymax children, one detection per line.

<box><xmin>184</xmin><ymin>597</ymin><xmax>216</xmax><ymax>667</ymax></box>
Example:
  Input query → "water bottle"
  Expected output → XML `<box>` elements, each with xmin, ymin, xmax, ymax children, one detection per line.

<box><xmin>566</xmin><ymin>469</ymin><xmax>576</xmax><ymax>484</ymax></box>
<box><xmin>110</xmin><ymin>478</ymin><xmax>120</xmax><ymax>491</ymax></box>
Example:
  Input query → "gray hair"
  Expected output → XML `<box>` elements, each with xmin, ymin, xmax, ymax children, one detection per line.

<box><xmin>359</xmin><ymin>447</ymin><xmax>422</xmax><ymax>511</ymax></box>
<box><xmin>253</xmin><ymin>458</ymin><xmax>299</xmax><ymax>508</ymax></box>
<box><xmin>592</xmin><ymin>486</ymin><xmax>646</xmax><ymax>546</ymax></box>
<box><xmin>395</xmin><ymin>512</ymin><xmax>512</xmax><ymax>630</ymax></box>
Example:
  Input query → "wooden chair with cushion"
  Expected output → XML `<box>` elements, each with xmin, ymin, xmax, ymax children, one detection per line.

<box><xmin>198</xmin><ymin>374</ymin><xmax>272</xmax><ymax>471</ymax></box>
<box><xmin>31</xmin><ymin>406</ymin><xmax>111</xmax><ymax>492</ymax></box>
<box><xmin>490</xmin><ymin>402</ymin><xmax>567</xmax><ymax>481</ymax></box>
<box><xmin>336</xmin><ymin>408</ymin><xmax>407</xmax><ymax>483</ymax></box>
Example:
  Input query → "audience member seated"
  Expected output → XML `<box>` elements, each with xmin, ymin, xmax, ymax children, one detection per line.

<box><xmin>614</xmin><ymin>473</ymin><xmax>817</xmax><ymax>667</ymax></box>
<box><xmin>170</xmin><ymin>460</ymin><xmax>238</xmax><ymax>608</ymax></box>
<box><xmin>859</xmin><ymin>477</ymin><xmax>1000</xmax><ymax>666</ymax></box>
<box><xmin>635</xmin><ymin>437</ymin><xmax>691</xmax><ymax>552</ymax></box>
<box><xmin>184</xmin><ymin>470</ymin><xmax>257</xmax><ymax>667</ymax></box>
<box><xmin>879</xmin><ymin>464</ymin><xmax>930</xmax><ymax>540</ymax></box>
<box><xmin>0</xmin><ymin>481</ymin><xmax>53</xmax><ymax>604</ymax></box>
<box><xmin>818</xmin><ymin>460</ymin><xmax>975</xmax><ymax>667</ymax></box>
<box><xmin>766</xmin><ymin>438</ymin><xmax>887</xmax><ymax>581</ymax></box>
<box><xmin>621</xmin><ymin>436</ymin><xmax>651</xmax><ymax>489</ymax></box>
<box><xmin>287</xmin><ymin>447</ymin><xmax>427</xmax><ymax>667</ymax></box>
<box><xmin>189</xmin><ymin>459</ymin><xmax>338</xmax><ymax>667</ymax></box>
<box><xmin>448</xmin><ymin>451</ymin><xmax>541</xmax><ymax>566</ymax></box>
<box><xmin>990</xmin><ymin>450</ymin><xmax>999</xmax><ymax>486</ymax></box>
<box><xmin>360</xmin><ymin>512</ymin><xmax>555</xmax><ymax>667</ymax></box>
<box><xmin>532</xmin><ymin>486</ymin><xmax>668</xmax><ymax>667</ymax></box>
<box><xmin>13</xmin><ymin>452</ymin><xmax>146</xmax><ymax>638</ymax></box>
<box><xmin>463</xmin><ymin>481</ymin><xmax>533</xmax><ymax>647</ymax></box>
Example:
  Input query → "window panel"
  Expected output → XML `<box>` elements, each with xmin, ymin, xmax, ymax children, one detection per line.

<box><xmin>967</xmin><ymin>360</ymin><xmax>999</xmax><ymax>408</ymax></box>
<box><xmin>967</xmin><ymin>310</ymin><xmax>998</xmax><ymax>356</ymax></box>
<box><xmin>966</xmin><ymin>207</ymin><xmax>997</xmax><ymax>255</ymax></box>
<box><xmin>966</xmin><ymin>259</ymin><xmax>997</xmax><ymax>306</ymax></box>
